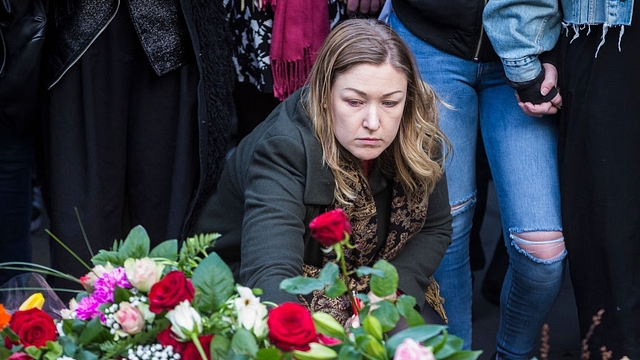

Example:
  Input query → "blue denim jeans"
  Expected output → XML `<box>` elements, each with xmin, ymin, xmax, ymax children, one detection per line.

<box><xmin>0</xmin><ymin>123</ymin><xmax>34</xmax><ymax>286</ymax></box>
<box><xmin>390</xmin><ymin>13</ymin><xmax>567</xmax><ymax>359</ymax></box>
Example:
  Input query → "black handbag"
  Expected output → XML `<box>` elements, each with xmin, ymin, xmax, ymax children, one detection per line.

<box><xmin>0</xmin><ymin>0</ymin><xmax>47</xmax><ymax>130</ymax></box>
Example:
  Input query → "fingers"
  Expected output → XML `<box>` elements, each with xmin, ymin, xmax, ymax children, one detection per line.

<box><xmin>540</xmin><ymin>63</ymin><xmax>558</xmax><ymax>98</ymax></box>
<box><xmin>515</xmin><ymin>90</ymin><xmax>563</xmax><ymax>117</ymax></box>
<box><xmin>346</xmin><ymin>0</ymin><xmax>384</xmax><ymax>15</ymax></box>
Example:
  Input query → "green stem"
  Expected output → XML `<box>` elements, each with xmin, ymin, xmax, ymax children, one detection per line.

<box><xmin>337</xmin><ymin>244</ymin><xmax>359</xmax><ymax>314</ymax></box>
<box><xmin>190</xmin><ymin>333</ymin><xmax>208</xmax><ymax>360</ymax></box>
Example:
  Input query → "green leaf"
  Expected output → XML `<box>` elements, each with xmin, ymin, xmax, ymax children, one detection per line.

<box><xmin>440</xmin><ymin>350</ymin><xmax>483</xmax><ymax>360</ymax></box>
<box><xmin>432</xmin><ymin>332</ymin><xmax>465</xmax><ymax>359</ymax></box>
<box><xmin>43</xmin><ymin>340</ymin><xmax>64</xmax><ymax>360</ymax></box>
<box><xmin>317</xmin><ymin>262</ymin><xmax>340</xmax><ymax>285</ymax></box>
<box><xmin>191</xmin><ymin>252</ymin><xmax>235</xmax><ymax>313</ymax></box>
<box><xmin>230</xmin><ymin>328</ymin><xmax>259</xmax><ymax>357</ymax></box>
<box><xmin>74</xmin><ymin>350</ymin><xmax>100</xmax><ymax>360</ymax></box>
<box><xmin>396</xmin><ymin>295</ymin><xmax>425</xmax><ymax>327</ymax></box>
<box><xmin>362</xmin><ymin>316</ymin><xmax>383</xmax><ymax>342</ymax></box>
<box><xmin>118</xmin><ymin>225</ymin><xmax>151</xmax><ymax>259</ymax></box>
<box><xmin>112</xmin><ymin>285</ymin><xmax>133</xmax><ymax>303</ymax></box>
<box><xmin>210</xmin><ymin>335</ymin><xmax>231</xmax><ymax>360</ymax></box>
<box><xmin>312</xmin><ymin>312</ymin><xmax>347</xmax><ymax>339</ymax></box>
<box><xmin>369</xmin><ymin>260</ymin><xmax>398</xmax><ymax>298</ymax></box>
<box><xmin>354</xmin><ymin>266</ymin><xmax>385</xmax><ymax>278</ymax></box>
<box><xmin>24</xmin><ymin>345</ymin><xmax>42</xmax><ymax>359</ymax></box>
<box><xmin>257</xmin><ymin>347</ymin><xmax>282</xmax><ymax>360</ymax></box>
<box><xmin>280</xmin><ymin>276</ymin><xmax>325</xmax><ymax>295</ymax></box>
<box><xmin>355</xmin><ymin>333</ymin><xmax>387</xmax><ymax>360</ymax></box>
<box><xmin>149</xmin><ymin>239</ymin><xmax>179</xmax><ymax>260</ymax></box>
<box><xmin>337</xmin><ymin>345</ymin><xmax>363</xmax><ymax>360</ymax></box>
<box><xmin>385</xmin><ymin>324</ymin><xmax>447</xmax><ymax>355</ymax></box>
<box><xmin>324</xmin><ymin>278</ymin><xmax>348</xmax><ymax>298</ymax></box>
<box><xmin>293</xmin><ymin>342</ymin><xmax>338</xmax><ymax>360</ymax></box>
<box><xmin>370</xmin><ymin>300</ymin><xmax>399</xmax><ymax>332</ymax></box>
<box><xmin>78</xmin><ymin>317</ymin><xmax>108</xmax><ymax>346</ymax></box>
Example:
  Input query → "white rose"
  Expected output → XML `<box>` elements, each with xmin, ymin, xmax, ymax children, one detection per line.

<box><xmin>166</xmin><ymin>300</ymin><xmax>202</xmax><ymax>340</ymax></box>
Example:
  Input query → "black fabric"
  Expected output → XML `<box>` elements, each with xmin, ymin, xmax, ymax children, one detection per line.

<box><xmin>391</xmin><ymin>0</ymin><xmax>499</xmax><ymax>62</ymax></box>
<box><xmin>506</xmin><ymin>67</ymin><xmax>558</xmax><ymax>104</ymax></box>
<box><xmin>0</xmin><ymin>0</ymin><xmax>47</xmax><ymax>131</ymax></box>
<box><xmin>558</xmin><ymin>16</ymin><xmax>640</xmax><ymax>359</ymax></box>
<box><xmin>43</xmin><ymin>8</ymin><xmax>199</xmax><ymax>294</ymax></box>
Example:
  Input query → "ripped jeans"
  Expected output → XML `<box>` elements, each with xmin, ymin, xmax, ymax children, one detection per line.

<box><xmin>389</xmin><ymin>13</ymin><xmax>567</xmax><ymax>359</ymax></box>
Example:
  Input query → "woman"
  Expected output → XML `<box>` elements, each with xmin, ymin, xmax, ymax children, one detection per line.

<box><xmin>195</xmin><ymin>18</ymin><xmax>452</xmax><ymax>324</ymax></box>
<box><xmin>387</xmin><ymin>0</ymin><xmax>567</xmax><ymax>357</ymax></box>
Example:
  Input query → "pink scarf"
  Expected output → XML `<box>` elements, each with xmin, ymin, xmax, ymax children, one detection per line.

<box><xmin>264</xmin><ymin>0</ymin><xmax>329</xmax><ymax>100</ymax></box>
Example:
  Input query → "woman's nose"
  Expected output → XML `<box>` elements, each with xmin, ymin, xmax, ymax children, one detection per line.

<box><xmin>363</xmin><ymin>105</ymin><xmax>380</xmax><ymax>131</ymax></box>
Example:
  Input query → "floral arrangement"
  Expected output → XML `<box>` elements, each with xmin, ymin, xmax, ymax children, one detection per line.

<box><xmin>0</xmin><ymin>210</ymin><xmax>481</xmax><ymax>360</ymax></box>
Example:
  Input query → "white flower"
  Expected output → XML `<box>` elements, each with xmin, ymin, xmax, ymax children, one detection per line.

<box><xmin>233</xmin><ymin>285</ymin><xmax>268</xmax><ymax>337</ymax></box>
<box><xmin>124</xmin><ymin>257</ymin><xmax>164</xmax><ymax>292</ymax></box>
<box><xmin>166</xmin><ymin>300</ymin><xmax>202</xmax><ymax>340</ymax></box>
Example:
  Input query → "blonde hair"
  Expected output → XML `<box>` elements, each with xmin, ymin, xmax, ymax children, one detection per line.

<box><xmin>302</xmin><ymin>18</ymin><xmax>449</xmax><ymax>205</ymax></box>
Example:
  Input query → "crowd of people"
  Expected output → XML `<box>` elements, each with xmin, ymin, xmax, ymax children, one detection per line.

<box><xmin>0</xmin><ymin>0</ymin><xmax>637</xmax><ymax>359</ymax></box>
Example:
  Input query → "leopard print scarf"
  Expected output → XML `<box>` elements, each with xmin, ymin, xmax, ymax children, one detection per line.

<box><xmin>299</xmin><ymin>159</ymin><xmax>434</xmax><ymax>324</ymax></box>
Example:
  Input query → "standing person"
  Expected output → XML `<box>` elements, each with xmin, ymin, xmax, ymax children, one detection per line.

<box><xmin>386</xmin><ymin>1</ymin><xmax>567</xmax><ymax>357</ymax></box>
<box><xmin>195</xmin><ymin>18</ymin><xmax>452</xmax><ymax>325</ymax></box>
<box><xmin>42</xmin><ymin>1</ymin><xmax>234</xmax><ymax>289</ymax></box>
<box><xmin>0</xmin><ymin>0</ymin><xmax>47</xmax><ymax>285</ymax></box>
<box><xmin>484</xmin><ymin>0</ymin><xmax>640</xmax><ymax>357</ymax></box>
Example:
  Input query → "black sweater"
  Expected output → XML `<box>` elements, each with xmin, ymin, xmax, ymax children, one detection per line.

<box><xmin>392</xmin><ymin>0</ymin><xmax>499</xmax><ymax>62</ymax></box>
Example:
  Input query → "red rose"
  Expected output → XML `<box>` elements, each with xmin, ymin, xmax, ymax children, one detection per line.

<box><xmin>8</xmin><ymin>308</ymin><xmax>57</xmax><ymax>348</ymax></box>
<box><xmin>148</xmin><ymin>271</ymin><xmax>195</xmax><ymax>313</ymax></box>
<box><xmin>309</xmin><ymin>209</ymin><xmax>352</xmax><ymax>247</ymax></box>
<box><xmin>183</xmin><ymin>334</ymin><xmax>214</xmax><ymax>359</ymax></box>
<box><xmin>158</xmin><ymin>328</ymin><xmax>188</xmax><ymax>353</ymax></box>
<box><xmin>7</xmin><ymin>353</ymin><xmax>33</xmax><ymax>360</ymax></box>
<box><xmin>267</xmin><ymin>302</ymin><xmax>317</xmax><ymax>351</ymax></box>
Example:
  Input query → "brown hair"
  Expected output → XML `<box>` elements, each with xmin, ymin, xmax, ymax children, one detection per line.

<box><xmin>302</xmin><ymin>18</ymin><xmax>448</xmax><ymax>205</ymax></box>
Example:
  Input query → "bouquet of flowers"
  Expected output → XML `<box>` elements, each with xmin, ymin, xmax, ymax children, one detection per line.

<box><xmin>0</xmin><ymin>210</ymin><xmax>481</xmax><ymax>360</ymax></box>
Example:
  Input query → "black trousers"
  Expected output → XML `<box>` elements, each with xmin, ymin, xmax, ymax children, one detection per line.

<box><xmin>43</xmin><ymin>8</ymin><xmax>199</xmax><ymax>291</ymax></box>
<box><xmin>559</xmin><ymin>10</ymin><xmax>640</xmax><ymax>359</ymax></box>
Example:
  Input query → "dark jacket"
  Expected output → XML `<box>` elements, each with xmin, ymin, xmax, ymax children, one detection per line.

<box><xmin>392</xmin><ymin>0</ymin><xmax>499</xmax><ymax>62</ymax></box>
<box><xmin>45</xmin><ymin>0</ymin><xmax>235</xmax><ymax>236</ymax></box>
<box><xmin>0</xmin><ymin>0</ymin><xmax>47</xmax><ymax>131</ymax></box>
<box><xmin>194</xmin><ymin>89</ymin><xmax>453</xmax><ymax>311</ymax></box>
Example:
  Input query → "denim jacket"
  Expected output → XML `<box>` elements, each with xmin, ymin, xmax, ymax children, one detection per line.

<box><xmin>483</xmin><ymin>0</ymin><xmax>634</xmax><ymax>83</ymax></box>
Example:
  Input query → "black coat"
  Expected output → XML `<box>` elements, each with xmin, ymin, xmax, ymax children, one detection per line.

<box><xmin>44</xmin><ymin>0</ymin><xmax>235</xmax><ymax>236</ymax></box>
<box><xmin>0</xmin><ymin>0</ymin><xmax>47</xmax><ymax>132</ymax></box>
<box><xmin>194</xmin><ymin>89</ymin><xmax>453</xmax><ymax>311</ymax></box>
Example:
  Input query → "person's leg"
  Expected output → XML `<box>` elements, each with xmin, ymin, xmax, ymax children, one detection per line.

<box><xmin>44</xmin><ymin>8</ymin><xmax>136</xmax><ymax>291</ymax></box>
<box><xmin>126</xmin><ymin>42</ymin><xmax>200</xmax><ymax>244</ymax></box>
<box><xmin>479</xmin><ymin>62</ymin><xmax>566</xmax><ymax>360</ymax></box>
<box><xmin>559</xmin><ymin>20</ymin><xmax>640</xmax><ymax>359</ymax></box>
<box><xmin>389</xmin><ymin>12</ymin><xmax>478</xmax><ymax>349</ymax></box>
<box><xmin>0</xmin><ymin>123</ymin><xmax>33</xmax><ymax>285</ymax></box>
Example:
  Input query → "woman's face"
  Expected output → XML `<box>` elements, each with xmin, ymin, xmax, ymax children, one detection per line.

<box><xmin>330</xmin><ymin>63</ymin><xmax>407</xmax><ymax>161</ymax></box>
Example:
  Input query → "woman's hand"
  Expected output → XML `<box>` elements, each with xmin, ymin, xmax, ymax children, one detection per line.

<box><xmin>516</xmin><ymin>63</ymin><xmax>563</xmax><ymax>117</ymax></box>
<box><xmin>343</xmin><ymin>0</ymin><xmax>385</xmax><ymax>16</ymax></box>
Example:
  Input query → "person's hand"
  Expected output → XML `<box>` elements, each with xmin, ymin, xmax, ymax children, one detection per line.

<box><xmin>344</xmin><ymin>0</ymin><xmax>385</xmax><ymax>16</ymax></box>
<box><xmin>516</xmin><ymin>63</ymin><xmax>563</xmax><ymax>117</ymax></box>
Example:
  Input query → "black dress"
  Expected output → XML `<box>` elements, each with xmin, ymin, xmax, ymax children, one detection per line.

<box><xmin>558</xmin><ymin>8</ymin><xmax>640</xmax><ymax>358</ymax></box>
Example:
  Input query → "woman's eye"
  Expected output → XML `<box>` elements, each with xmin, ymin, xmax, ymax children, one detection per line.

<box><xmin>347</xmin><ymin>99</ymin><xmax>363</xmax><ymax>106</ymax></box>
<box><xmin>382</xmin><ymin>101</ymin><xmax>398</xmax><ymax>107</ymax></box>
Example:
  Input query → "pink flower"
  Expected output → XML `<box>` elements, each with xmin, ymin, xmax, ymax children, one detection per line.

<box><xmin>394</xmin><ymin>338</ymin><xmax>435</xmax><ymax>360</ymax></box>
<box><xmin>124</xmin><ymin>257</ymin><xmax>164</xmax><ymax>292</ymax></box>
<box><xmin>75</xmin><ymin>295</ymin><xmax>103</xmax><ymax>321</ymax></box>
<box><xmin>92</xmin><ymin>267</ymin><xmax>131</xmax><ymax>303</ymax></box>
<box><xmin>114</xmin><ymin>302</ymin><xmax>145</xmax><ymax>335</ymax></box>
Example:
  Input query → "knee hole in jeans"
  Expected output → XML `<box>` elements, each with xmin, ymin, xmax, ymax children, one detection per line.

<box><xmin>450</xmin><ymin>195</ymin><xmax>476</xmax><ymax>216</ymax></box>
<box><xmin>510</xmin><ymin>231</ymin><xmax>566</xmax><ymax>262</ymax></box>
